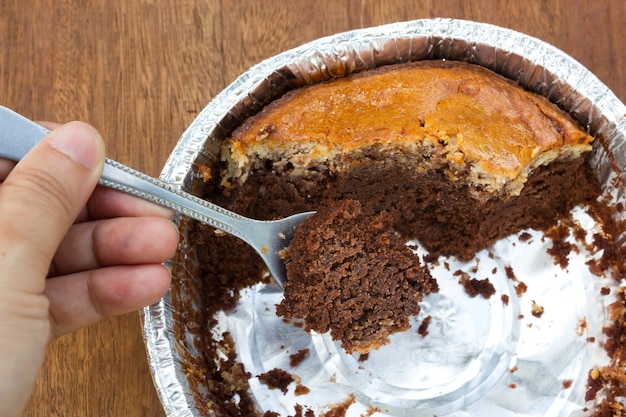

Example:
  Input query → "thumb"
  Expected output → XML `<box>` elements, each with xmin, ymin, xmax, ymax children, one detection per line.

<box><xmin>0</xmin><ymin>121</ymin><xmax>105</xmax><ymax>293</ymax></box>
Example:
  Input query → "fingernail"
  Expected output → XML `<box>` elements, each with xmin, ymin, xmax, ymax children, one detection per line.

<box><xmin>49</xmin><ymin>122</ymin><xmax>102</xmax><ymax>170</ymax></box>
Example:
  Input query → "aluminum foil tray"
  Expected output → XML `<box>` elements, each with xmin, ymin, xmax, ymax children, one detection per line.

<box><xmin>141</xmin><ymin>18</ymin><xmax>626</xmax><ymax>417</ymax></box>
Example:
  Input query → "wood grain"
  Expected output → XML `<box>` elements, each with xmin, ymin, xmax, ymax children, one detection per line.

<box><xmin>0</xmin><ymin>1</ymin><xmax>621</xmax><ymax>416</ymax></box>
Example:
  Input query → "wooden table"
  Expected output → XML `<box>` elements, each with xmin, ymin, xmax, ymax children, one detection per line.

<box><xmin>1</xmin><ymin>1</ymin><xmax>623</xmax><ymax>416</ymax></box>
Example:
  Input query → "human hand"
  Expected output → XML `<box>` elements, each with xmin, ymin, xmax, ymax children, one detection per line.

<box><xmin>0</xmin><ymin>121</ymin><xmax>179</xmax><ymax>417</ymax></box>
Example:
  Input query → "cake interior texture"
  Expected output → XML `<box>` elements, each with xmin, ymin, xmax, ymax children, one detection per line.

<box><xmin>276</xmin><ymin>199</ymin><xmax>438</xmax><ymax>354</ymax></box>
<box><xmin>167</xmin><ymin>59</ymin><xmax>623</xmax><ymax>416</ymax></box>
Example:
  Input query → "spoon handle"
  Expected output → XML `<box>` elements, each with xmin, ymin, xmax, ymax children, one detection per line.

<box><xmin>0</xmin><ymin>105</ymin><xmax>253</xmax><ymax>241</ymax></box>
<box><xmin>100</xmin><ymin>157</ymin><xmax>253</xmax><ymax>236</ymax></box>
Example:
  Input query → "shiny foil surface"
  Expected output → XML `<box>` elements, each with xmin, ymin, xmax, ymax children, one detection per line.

<box><xmin>141</xmin><ymin>18</ymin><xmax>626</xmax><ymax>417</ymax></box>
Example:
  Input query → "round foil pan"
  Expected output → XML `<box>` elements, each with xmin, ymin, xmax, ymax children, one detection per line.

<box><xmin>141</xmin><ymin>18</ymin><xmax>626</xmax><ymax>417</ymax></box>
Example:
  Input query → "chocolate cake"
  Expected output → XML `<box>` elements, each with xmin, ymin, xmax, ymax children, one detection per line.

<box><xmin>204</xmin><ymin>59</ymin><xmax>599</xmax><ymax>355</ymax></box>
<box><xmin>173</xmin><ymin>59</ymin><xmax>614</xmax><ymax>415</ymax></box>
<box><xmin>276</xmin><ymin>200</ymin><xmax>437</xmax><ymax>353</ymax></box>
<box><xmin>219</xmin><ymin>60</ymin><xmax>598</xmax><ymax>260</ymax></box>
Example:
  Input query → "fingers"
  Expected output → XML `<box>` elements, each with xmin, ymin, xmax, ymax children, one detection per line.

<box><xmin>0</xmin><ymin>121</ymin><xmax>106</xmax><ymax>413</ymax></box>
<box><xmin>46</xmin><ymin>264</ymin><xmax>172</xmax><ymax>338</ymax></box>
<box><xmin>51</xmin><ymin>216</ymin><xmax>179</xmax><ymax>276</ymax></box>
<box><xmin>0</xmin><ymin>158</ymin><xmax>16</xmax><ymax>181</ymax></box>
<box><xmin>0</xmin><ymin>122</ymin><xmax>105</xmax><ymax>292</ymax></box>
<box><xmin>81</xmin><ymin>186</ymin><xmax>175</xmax><ymax>222</ymax></box>
<box><xmin>4</xmin><ymin>165</ymin><xmax>174</xmax><ymax>224</ymax></box>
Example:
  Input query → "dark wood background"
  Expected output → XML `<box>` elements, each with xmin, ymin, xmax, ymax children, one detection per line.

<box><xmin>0</xmin><ymin>1</ymin><xmax>623</xmax><ymax>416</ymax></box>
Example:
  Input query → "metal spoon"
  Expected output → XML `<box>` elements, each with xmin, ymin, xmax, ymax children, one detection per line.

<box><xmin>0</xmin><ymin>105</ymin><xmax>314</xmax><ymax>288</ymax></box>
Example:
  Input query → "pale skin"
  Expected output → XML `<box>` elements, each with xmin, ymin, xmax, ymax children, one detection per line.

<box><xmin>0</xmin><ymin>121</ymin><xmax>180</xmax><ymax>417</ymax></box>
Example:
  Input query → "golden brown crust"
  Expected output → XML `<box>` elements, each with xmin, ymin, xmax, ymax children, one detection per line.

<box><xmin>223</xmin><ymin>60</ymin><xmax>593</xmax><ymax>196</ymax></box>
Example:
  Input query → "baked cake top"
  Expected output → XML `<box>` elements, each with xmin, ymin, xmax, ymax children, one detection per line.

<box><xmin>221</xmin><ymin>60</ymin><xmax>593</xmax><ymax>198</ymax></box>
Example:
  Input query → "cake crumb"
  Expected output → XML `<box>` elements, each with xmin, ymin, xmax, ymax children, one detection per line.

<box><xmin>531</xmin><ymin>301</ymin><xmax>545</xmax><ymax>318</ymax></box>
<box><xmin>519</xmin><ymin>232</ymin><xmax>532</xmax><ymax>242</ymax></box>
<box><xmin>257</xmin><ymin>368</ymin><xmax>294</xmax><ymax>394</ymax></box>
<box><xmin>289</xmin><ymin>349</ymin><xmax>310</xmax><ymax>367</ymax></box>
<box><xmin>545</xmin><ymin>222</ymin><xmax>576</xmax><ymax>268</ymax></box>
<box><xmin>505</xmin><ymin>265</ymin><xmax>528</xmax><ymax>297</ymax></box>
<box><xmin>515</xmin><ymin>281</ymin><xmax>528</xmax><ymax>297</ymax></box>
<box><xmin>320</xmin><ymin>394</ymin><xmax>355</xmax><ymax>417</ymax></box>
<box><xmin>504</xmin><ymin>265</ymin><xmax>516</xmax><ymax>280</ymax></box>
<box><xmin>458</xmin><ymin>273</ymin><xmax>496</xmax><ymax>299</ymax></box>
<box><xmin>577</xmin><ymin>317</ymin><xmax>588</xmax><ymax>337</ymax></box>
<box><xmin>292</xmin><ymin>404</ymin><xmax>315</xmax><ymax>417</ymax></box>
<box><xmin>364</xmin><ymin>405</ymin><xmax>382</xmax><ymax>417</ymax></box>
<box><xmin>295</xmin><ymin>384</ymin><xmax>310</xmax><ymax>396</ymax></box>
<box><xmin>501</xmin><ymin>294</ymin><xmax>510</xmax><ymax>306</ymax></box>
<box><xmin>586</xmin><ymin>369</ymin><xmax>602</xmax><ymax>402</ymax></box>
<box><xmin>418</xmin><ymin>315</ymin><xmax>432</xmax><ymax>337</ymax></box>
